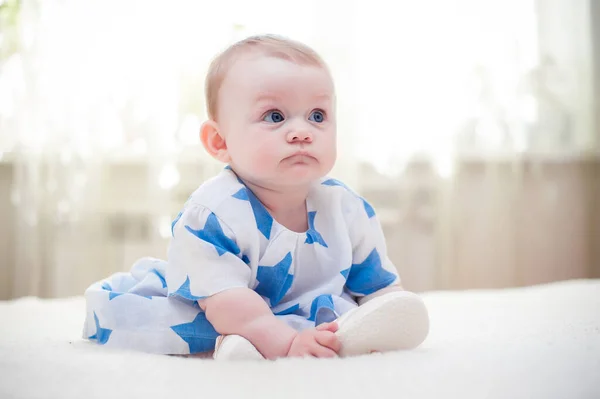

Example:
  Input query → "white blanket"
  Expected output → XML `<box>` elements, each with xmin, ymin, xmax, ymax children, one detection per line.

<box><xmin>1</xmin><ymin>279</ymin><xmax>599</xmax><ymax>399</ymax></box>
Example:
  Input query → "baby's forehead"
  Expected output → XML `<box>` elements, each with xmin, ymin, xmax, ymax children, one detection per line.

<box><xmin>225</xmin><ymin>53</ymin><xmax>334</xmax><ymax>91</ymax></box>
<box><xmin>227</xmin><ymin>42</ymin><xmax>326</xmax><ymax>69</ymax></box>
<box><xmin>205</xmin><ymin>37</ymin><xmax>334</xmax><ymax>120</ymax></box>
<box><xmin>230</xmin><ymin>50</ymin><xmax>329</xmax><ymax>75</ymax></box>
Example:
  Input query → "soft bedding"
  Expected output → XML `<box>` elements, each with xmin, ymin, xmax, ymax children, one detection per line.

<box><xmin>1</xmin><ymin>279</ymin><xmax>598</xmax><ymax>399</ymax></box>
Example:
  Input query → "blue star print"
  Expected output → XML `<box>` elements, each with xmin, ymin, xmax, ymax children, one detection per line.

<box><xmin>88</xmin><ymin>312</ymin><xmax>112</xmax><ymax>345</ymax></box>
<box><xmin>169</xmin><ymin>276</ymin><xmax>205</xmax><ymax>301</ymax></box>
<box><xmin>101</xmin><ymin>282</ymin><xmax>123</xmax><ymax>300</ymax></box>
<box><xmin>362</xmin><ymin>200</ymin><xmax>375</xmax><ymax>218</ymax></box>
<box><xmin>308</xmin><ymin>294</ymin><xmax>337</xmax><ymax>326</ymax></box>
<box><xmin>232</xmin><ymin>187</ymin><xmax>249</xmax><ymax>201</ymax></box>
<box><xmin>255</xmin><ymin>252</ymin><xmax>294</xmax><ymax>307</ymax></box>
<box><xmin>185</xmin><ymin>212</ymin><xmax>241</xmax><ymax>256</ymax></box>
<box><xmin>305</xmin><ymin>211</ymin><xmax>328</xmax><ymax>247</ymax></box>
<box><xmin>171</xmin><ymin>211</ymin><xmax>183</xmax><ymax>236</ymax></box>
<box><xmin>171</xmin><ymin>312</ymin><xmax>219</xmax><ymax>353</ymax></box>
<box><xmin>322</xmin><ymin>178</ymin><xmax>350</xmax><ymax>190</ymax></box>
<box><xmin>340</xmin><ymin>267</ymin><xmax>350</xmax><ymax>279</ymax></box>
<box><xmin>151</xmin><ymin>268</ymin><xmax>167</xmax><ymax>289</ymax></box>
<box><xmin>232</xmin><ymin>187</ymin><xmax>273</xmax><ymax>239</ymax></box>
<box><xmin>275</xmin><ymin>303</ymin><xmax>300</xmax><ymax>316</ymax></box>
<box><xmin>322</xmin><ymin>178</ymin><xmax>376</xmax><ymax>218</ymax></box>
<box><xmin>346</xmin><ymin>249</ymin><xmax>397</xmax><ymax>295</ymax></box>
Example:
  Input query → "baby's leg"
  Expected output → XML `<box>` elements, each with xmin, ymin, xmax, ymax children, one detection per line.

<box><xmin>213</xmin><ymin>335</ymin><xmax>264</xmax><ymax>361</ymax></box>
<box><xmin>84</xmin><ymin>258</ymin><xmax>221</xmax><ymax>355</ymax></box>
<box><xmin>336</xmin><ymin>291</ymin><xmax>429</xmax><ymax>357</ymax></box>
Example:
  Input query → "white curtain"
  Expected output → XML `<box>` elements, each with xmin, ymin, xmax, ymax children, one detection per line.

<box><xmin>0</xmin><ymin>0</ymin><xmax>597</xmax><ymax>299</ymax></box>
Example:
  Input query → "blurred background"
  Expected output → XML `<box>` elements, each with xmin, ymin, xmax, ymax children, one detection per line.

<box><xmin>0</xmin><ymin>0</ymin><xmax>598</xmax><ymax>299</ymax></box>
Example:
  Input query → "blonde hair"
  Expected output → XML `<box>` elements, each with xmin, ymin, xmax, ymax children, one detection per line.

<box><xmin>204</xmin><ymin>34</ymin><xmax>329</xmax><ymax>121</ymax></box>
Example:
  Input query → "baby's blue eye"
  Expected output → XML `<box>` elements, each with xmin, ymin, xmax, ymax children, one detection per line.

<box><xmin>308</xmin><ymin>110</ymin><xmax>325</xmax><ymax>123</ymax></box>
<box><xmin>263</xmin><ymin>110</ymin><xmax>285</xmax><ymax>123</ymax></box>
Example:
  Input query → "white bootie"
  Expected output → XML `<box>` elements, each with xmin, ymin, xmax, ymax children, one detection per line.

<box><xmin>336</xmin><ymin>290</ymin><xmax>429</xmax><ymax>357</ymax></box>
<box><xmin>213</xmin><ymin>335</ymin><xmax>265</xmax><ymax>361</ymax></box>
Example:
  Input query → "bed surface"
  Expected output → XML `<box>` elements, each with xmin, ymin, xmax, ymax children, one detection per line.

<box><xmin>1</xmin><ymin>279</ymin><xmax>599</xmax><ymax>399</ymax></box>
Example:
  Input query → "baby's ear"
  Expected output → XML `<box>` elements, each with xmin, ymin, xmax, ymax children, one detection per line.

<box><xmin>200</xmin><ymin>120</ymin><xmax>231</xmax><ymax>163</ymax></box>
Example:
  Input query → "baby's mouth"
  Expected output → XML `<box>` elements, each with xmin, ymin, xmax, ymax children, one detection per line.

<box><xmin>288</xmin><ymin>150</ymin><xmax>314</xmax><ymax>158</ymax></box>
<box><xmin>284</xmin><ymin>153</ymin><xmax>317</xmax><ymax>164</ymax></box>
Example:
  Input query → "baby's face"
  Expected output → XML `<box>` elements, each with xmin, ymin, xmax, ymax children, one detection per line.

<box><xmin>216</xmin><ymin>54</ymin><xmax>337</xmax><ymax>189</ymax></box>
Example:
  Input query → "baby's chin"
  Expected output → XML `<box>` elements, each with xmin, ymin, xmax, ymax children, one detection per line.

<box><xmin>280</xmin><ymin>167</ymin><xmax>327</xmax><ymax>187</ymax></box>
<box><xmin>237</xmin><ymin>157</ymin><xmax>332</xmax><ymax>189</ymax></box>
<box><xmin>250</xmin><ymin>168</ymin><xmax>325</xmax><ymax>190</ymax></box>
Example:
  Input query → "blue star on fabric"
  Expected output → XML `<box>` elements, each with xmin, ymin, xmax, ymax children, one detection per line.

<box><xmin>322</xmin><ymin>178</ymin><xmax>376</xmax><ymax>218</ymax></box>
<box><xmin>185</xmin><ymin>212</ymin><xmax>240</xmax><ymax>256</ymax></box>
<box><xmin>109</xmin><ymin>292</ymin><xmax>123</xmax><ymax>300</ymax></box>
<box><xmin>322</xmin><ymin>178</ymin><xmax>350</xmax><ymax>190</ymax></box>
<box><xmin>362</xmin><ymin>199</ymin><xmax>376</xmax><ymax>218</ymax></box>
<box><xmin>274</xmin><ymin>303</ymin><xmax>300</xmax><ymax>316</ymax></box>
<box><xmin>255</xmin><ymin>252</ymin><xmax>294</xmax><ymax>307</ymax></box>
<box><xmin>232</xmin><ymin>188</ymin><xmax>249</xmax><ymax>201</ymax></box>
<box><xmin>346</xmin><ymin>249</ymin><xmax>397</xmax><ymax>295</ymax></box>
<box><xmin>88</xmin><ymin>312</ymin><xmax>112</xmax><ymax>345</ymax></box>
<box><xmin>232</xmin><ymin>187</ymin><xmax>273</xmax><ymax>239</ymax></box>
<box><xmin>101</xmin><ymin>282</ymin><xmax>123</xmax><ymax>300</ymax></box>
<box><xmin>151</xmin><ymin>268</ymin><xmax>167</xmax><ymax>289</ymax></box>
<box><xmin>169</xmin><ymin>276</ymin><xmax>205</xmax><ymax>301</ymax></box>
<box><xmin>305</xmin><ymin>211</ymin><xmax>328</xmax><ymax>247</ymax></box>
<box><xmin>171</xmin><ymin>211</ymin><xmax>183</xmax><ymax>236</ymax></box>
<box><xmin>308</xmin><ymin>294</ymin><xmax>337</xmax><ymax>326</ymax></box>
<box><xmin>170</xmin><ymin>312</ymin><xmax>219</xmax><ymax>354</ymax></box>
<box><xmin>340</xmin><ymin>267</ymin><xmax>350</xmax><ymax>280</ymax></box>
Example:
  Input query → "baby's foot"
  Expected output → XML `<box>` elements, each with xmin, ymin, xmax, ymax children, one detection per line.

<box><xmin>213</xmin><ymin>335</ymin><xmax>265</xmax><ymax>361</ymax></box>
<box><xmin>335</xmin><ymin>290</ymin><xmax>429</xmax><ymax>357</ymax></box>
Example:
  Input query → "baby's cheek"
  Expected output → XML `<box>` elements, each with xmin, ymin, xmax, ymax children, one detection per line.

<box><xmin>318</xmin><ymin>142</ymin><xmax>337</xmax><ymax>170</ymax></box>
<box><xmin>252</xmin><ymin>142</ymin><xmax>279</xmax><ymax>165</ymax></box>
<box><xmin>251</xmin><ymin>151</ymin><xmax>276</xmax><ymax>173</ymax></box>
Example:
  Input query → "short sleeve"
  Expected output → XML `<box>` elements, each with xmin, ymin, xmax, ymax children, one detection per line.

<box><xmin>166</xmin><ymin>204</ymin><xmax>252</xmax><ymax>301</ymax></box>
<box><xmin>345</xmin><ymin>198</ymin><xmax>400</xmax><ymax>297</ymax></box>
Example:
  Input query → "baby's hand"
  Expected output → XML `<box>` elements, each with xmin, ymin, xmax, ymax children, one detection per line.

<box><xmin>287</xmin><ymin>321</ymin><xmax>341</xmax><ymax>358</ymax></box>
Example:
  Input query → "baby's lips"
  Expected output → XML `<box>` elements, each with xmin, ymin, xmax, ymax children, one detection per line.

<box><xmin>284</xmin><ymin>152</ymin><xmax>317</xmax><ymax>161</ymax></box>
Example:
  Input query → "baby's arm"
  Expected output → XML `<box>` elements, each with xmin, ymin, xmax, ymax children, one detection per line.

<box><xmin>201</xmin><ymin>288</ymin><xmax>340</xmax><ymax>359</ymax></box>
<box><xmin>200</xmin><ymin>287</ymin><xmax>297</xmax><ymax>359</ymax></box>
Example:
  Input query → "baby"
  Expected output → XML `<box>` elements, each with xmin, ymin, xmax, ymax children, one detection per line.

<box><xmin>83</xmin><ymin>35</ymin><xmax>429</xmax><ymax>360</ymax></box>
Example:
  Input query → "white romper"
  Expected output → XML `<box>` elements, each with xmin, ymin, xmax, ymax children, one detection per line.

<box><xmin>83</xmin><ymin>168</ymin><xmax>399</xmax><ymax>354</ymax></box>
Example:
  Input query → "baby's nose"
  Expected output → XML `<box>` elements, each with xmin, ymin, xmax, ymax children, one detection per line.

<box><xmin>287</xmin><ymin>130</ymin><xmax>313</xmax><ymax>143</ymax></box>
